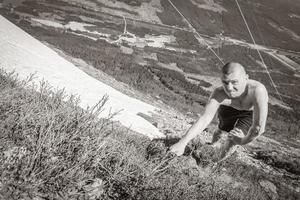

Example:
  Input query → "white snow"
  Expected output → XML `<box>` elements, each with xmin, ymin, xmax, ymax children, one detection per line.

<box><xmin>32</xmin><ymin>18</ymin><xmax>64</xmax><ymax>28</ymax></box>
<box><xmin>224</xmin><ymin>37</ymin><xmax>269</xmax><ymax>51</ymax></box>
<box><xmin>158</xmin><ymin>62</ymin><xmax>183</xmax><ymax>73</ymax></box>
<box><xmin>31</xmin><ymin>18</ymin><xmax>111</xmax><ymax>39</ymax></box>
<box><xmin>289</xmin><ymin>13</ymin><xmax>300</xmax><ymax>19</ymax></box>
<box><xmin>0</xmin><ymin>15</ymin><xmax>164</xmax><ymax>139</ymax></box>
<box><xmin>144</xmin><ymin>34</ymin><xmax>176</xmax><ymax>48</ymax></box>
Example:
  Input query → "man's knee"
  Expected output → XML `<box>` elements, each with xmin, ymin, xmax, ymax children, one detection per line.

<box><xmin>209</xmin><ymin>128</ymin><xmax>223</xmax><ymax>145</ymax></box>
<box><xmin>214</xmin><ymin>128</ymin><xmax>223</xmax><ymax>136</ymax></box>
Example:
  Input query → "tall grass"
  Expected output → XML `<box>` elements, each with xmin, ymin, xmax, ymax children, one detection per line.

<box><xmin>0</xmin><ymin>70</ymin><xmax>115</xmax><ymax>199</ymax></box>
<box><xmin>0</xmin><ymin>70</ymin><xmax>272</xmax><ymax>200</ymax></box>
<box><xmin>0</xmin><ymin>70</ymin><xmax>192</xmax><ymax>199</ymax></box>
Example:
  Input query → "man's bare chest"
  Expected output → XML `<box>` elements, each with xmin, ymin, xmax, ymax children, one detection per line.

<box><xmin>222</xmin><ymin>97</ymin><xmax>254</xmax><ymax>111</ymax></box>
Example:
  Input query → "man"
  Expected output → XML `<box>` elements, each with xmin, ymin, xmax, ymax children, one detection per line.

<box><xmin>170</xmin><ymin>62</ymin><xmax>268</xmax><ymax>158</ymax></box>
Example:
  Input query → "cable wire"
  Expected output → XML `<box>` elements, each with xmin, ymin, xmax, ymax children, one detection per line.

<box><xmin>234</xmin><ymin>0</ymin><xmax>284</xmax><ymax>103</ymax></box>
<box><xmin>167</xmin><ymin>0</ymin><xmax>225</xmax><ymax>65</ymax></box>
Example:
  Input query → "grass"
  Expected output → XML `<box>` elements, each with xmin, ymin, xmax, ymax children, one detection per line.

<box><xmin>0</xmin><ymin>70</ymin><xmax>212</xmax><ymax>199</ymax></box>
<box><xmin>0</xmin><ymin>1</ymin><xmax>299</xmax><ymax>198</ymax></box>
<box><xmin>3</xmin><ymin>67</ymin><xmax>300</xmax><ymax>200</ymax></box>
<box><xmin>0</xmin><ymin>70</ymin><xmax>115</xmax><ymax>199</ymax></box>
<box><xmin>1</xmin><ymin>70</ymin><xmax>277</xmax><ymax>200</ymax></box>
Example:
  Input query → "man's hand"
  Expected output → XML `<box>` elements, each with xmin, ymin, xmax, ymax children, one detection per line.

<box><xmin>169</xmin><ymin>141</ymin><xmax>187</xmax><ymax>156</ymax></box>
<box><xmin>228</xmin><ymin>128</ymin><xmax>244</xmax><ymax>145</ymax></box>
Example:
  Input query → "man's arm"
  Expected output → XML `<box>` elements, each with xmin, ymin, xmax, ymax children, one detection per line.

<box><xmin>241</xmin><ymin>85</ymin><xmax>268</xmax><ymax>145</ymax></box>
<box><xmin>169</xmin><ymin>90</ymin><xmax>221</xmax><ymax>155</ymax></box>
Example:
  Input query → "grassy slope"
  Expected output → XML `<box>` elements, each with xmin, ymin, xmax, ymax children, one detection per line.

<box><xmin>0</xmin><ymin>70</ymin><xmax>282</xmax><ymax>200</ymax></box>
<box><xmin>0</xmin><ymin>1</ymin><xmax>299</xmax><ymax>198</ymax></box>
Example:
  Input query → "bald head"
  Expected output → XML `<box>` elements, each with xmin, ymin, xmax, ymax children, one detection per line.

<box><xmin>222</xmin><ymin>62</ymin><xmax>246</xmax><ymax>76</ymax></box>
<box><xmin>221</xmin><ymin>62</ymin><xmax>249</xmax><ymax>98</ymax></box>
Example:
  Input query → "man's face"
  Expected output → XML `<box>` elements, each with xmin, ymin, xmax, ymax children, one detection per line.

<box><xmin>222</xmin><ymin>71</ymin><xmax>248</xmax><ymax>98</ymax></box>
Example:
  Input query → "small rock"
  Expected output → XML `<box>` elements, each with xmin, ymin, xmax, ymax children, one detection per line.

<box><xmin>217</xmin><ymin>173</ymin><xmax>232</xmax><ymax>184</ymax></box>
<box><xmin>259</xmin><ymin>180</ymin><xmax>278</xmax><ymax>200</ymax></box>
<box><xmin>146</xmin><ymin>139</ymin><xmax>167</xmax><ymax>159</ymax></box>
<box><xmin>173</xmin><ymin>156</ymin><xmax>198</xmax><ymax>170</ymax></box>
<box><xmin>84</xmin><ymin>178</ymin><xmax>104</xmax><ymax>199</ymax></box>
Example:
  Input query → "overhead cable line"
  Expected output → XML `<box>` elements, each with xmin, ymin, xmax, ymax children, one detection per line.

<box><xmin>167</xmin><ymin>0</ymin><xmax>225</xmax><ymax>65</ymax></box>
<box><xmin>234</xmin><ymin>0</ymin><xmax>284</xmax><ymax>103</ymax></box>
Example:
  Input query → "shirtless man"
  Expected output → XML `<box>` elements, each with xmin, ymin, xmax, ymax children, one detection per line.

<box><xmin>170</xmin><ymin>62</ymin><xmax>268</xmax><ymax>158</ymax></box>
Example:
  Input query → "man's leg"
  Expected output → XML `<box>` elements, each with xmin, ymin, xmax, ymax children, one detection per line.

<box><xmin>219</xmin><ymin>135</ymin><xmax>235</xmax><ymax>159</ymax></box>
<box><xmin>219</xmin><ymin>110</ymin><xmax>253</xmax><ymax>159</ymax></box>
<box><xmin>219</xmin><ymin>126</ymin><xmax>247</xmax><ymax>159</ymax></box>
<box><xmin>206</xmin><ymin>128</ymin><xmax>222</xmax><ymax>145</ymax></box>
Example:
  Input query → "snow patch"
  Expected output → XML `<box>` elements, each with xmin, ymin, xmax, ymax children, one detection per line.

<box><xmin>32</xmin><ymin>18</ymin><xmax>111</xmax><ymax>39</ymax></box>
<box><xmin>289</xmin><ymin>13</ymin><xmax>300</xmax><ymax>19</ymax></box>
<box><xmin>120</xmin><ymin>46</ymin><xmax>134</xmax><ymax>54</ymax></box>
<box><xmin>115</xmin><ymin>32</ymin><xmax>176</xmax><ymax>49</ymax></box>
<box><xmin>158</xmin><ymin>62</ymin><xmax>183</xmax><ymax>73</ymax></box>
<box><xmin>0</xmin><ymin>15</ymin><xmax>164</xmax><ymax>139</ymax></box>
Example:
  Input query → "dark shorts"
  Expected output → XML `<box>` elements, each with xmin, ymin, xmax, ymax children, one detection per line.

<box><xmin>218</xmin><ymin>105</ymin><xmax>253</xmax><ymax>134</ymax></box>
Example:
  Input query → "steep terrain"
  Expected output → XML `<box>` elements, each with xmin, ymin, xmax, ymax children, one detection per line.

<box><xmin>0</xmin><ymin>0</ymin><xmax>300</xmax><ymax>199</ymax></box>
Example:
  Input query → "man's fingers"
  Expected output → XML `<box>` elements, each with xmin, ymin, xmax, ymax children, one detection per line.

<box><xmin>169</xmin><ymin>148</ymin><xmax>179</xmax><ymax>155</ymax></box>
<box><xmin>232</xmin><ymin>128</ymin><xmax>242</xmax><ymax>133</ymax></box>
<box><xmin>170</xmin><ymin>151</ymin><xmax>179</xmax><ymax>156</ymax></box>
<box><xmin>228</xmin><ymin>132</ymin><xmax>236</xmax><ymax>137</ymax></box>
<box><xmin>170</xmin><ymin>148</ymin><xmax>183</xmax><ymax>156</ymax></box>
<box><xmin>230</xmin><ymin>128</ymin><xmax>243</xmax><ymax>136</ymax></box>
<box><xmin>228</xmin><ymin>133</ymin><xmax>239</xmax><ymax>141</ymax></box>
<box><xmin>228</xmin><ymin>134</ymin><xmax>234</xmax><ymax>141</ymax></box>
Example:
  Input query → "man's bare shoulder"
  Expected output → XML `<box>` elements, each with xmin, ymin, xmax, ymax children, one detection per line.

<box><xmin>248</xmin><ymin>79</ymin><xmax>264</xmax><ymax>88</ymax></box>
<box><xmin>248</xmin><ymin>80</ymin><xmax>268</xmax><ymax>101</ymax></box>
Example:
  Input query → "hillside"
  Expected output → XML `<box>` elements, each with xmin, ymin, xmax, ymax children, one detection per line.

<box><xmin>1</xmin><ymin>0</ymin><xmax>298</xmax><ymax>149</ymax></box>
<box><xmin>0</xmin><ymin>67</ymin><xmax>299</xmax><ymax>200</ymax></box>
<box><xmin>0</xmin><ymin>0</ymin><xmax>300</xmax><ymax>199</ymax></box>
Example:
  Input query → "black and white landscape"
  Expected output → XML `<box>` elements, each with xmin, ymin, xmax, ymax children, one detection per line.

<box><xmin>0</xmin><ymin>0</ymin><xmax>299</xmax><ymax>199</ymax></box>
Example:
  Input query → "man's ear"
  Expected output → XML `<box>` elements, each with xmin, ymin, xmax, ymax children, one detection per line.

<box><xmin>245</xmin><ymin>74</ymin><xmax>249</xmax><ymax>80</ymax></box>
